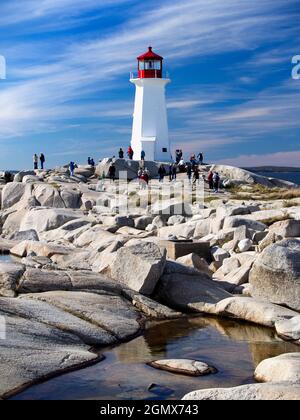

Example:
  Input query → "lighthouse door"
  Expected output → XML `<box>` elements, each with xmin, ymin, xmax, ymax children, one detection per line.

<box><xmin>140</xmin><ymin>137</ymin><xmax>156</xmax><ymax>161</ymax></box>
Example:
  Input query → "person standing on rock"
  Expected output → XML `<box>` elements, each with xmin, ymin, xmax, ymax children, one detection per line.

<box><xmin>141</xmin><ymin>150</ymin><xmax>146</xmax><ymax>161</ymax></box>
<box><xmin>172</xmin><ymin>163</ymin><xmax>177</xmax><ymax>181</ymax></box>
<box><xmin>40</xmin><ymin>153</ymin><xmax>45</xmax><ymax>170</ymax></box>
<box><xmin>33</xmin><ymin>154</ymin><xmax>38</xmax><ymax>170</ymax></box>
<box><xmin>207</xmin><ymin>171</ymin><xmax>214</xmax><ymax>190</ymax></box>
<box><xmin>127</xmin><ymin>146</ymin><xmax>134</xmax><ymax>160</ymax></box>
<box><xmin>198</xmin><ymin>152</ymin><xmax>204</xmax><ymax>165</ymax></box>
<box><xmin>108</xmin><ymin>163</ymin><xmax>116</xmax><ymax>183</ymax></box>
<box><xmin>193</xmin><ymin>165</ymin><xmax>200</xmax><ymax>185</ymax></box>
<box><xmin>69</xmin><ymin>161</ymin><xmax>75</xmax><ymax>177</ymax></box>
<box><xmin>158</xmin><ymin>165</ymin><xmax>166</xmax><ymax>182</ymax></box>
<box><xmin>119</xmin><ymin>148</ymin><xmax>124</xmax><ymax>159</ymax></box>
<box><xmin>186</xmin><ymin>163</ymin><xmax>192</xmax><ymax>184</ymax></box>
<box><xmin>213</xmin><ymin>172</ymin><xmax>220</xmax><ymax>193</ymax></box>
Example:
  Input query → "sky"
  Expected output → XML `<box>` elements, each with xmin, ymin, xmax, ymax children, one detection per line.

<box><xmin>0</xmin><ymin>0</ymin><xmax>299</xmax><ymax>170</ymax></box>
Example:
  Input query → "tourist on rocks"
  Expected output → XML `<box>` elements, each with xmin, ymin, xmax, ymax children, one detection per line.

<box><xmin>172</xmin><ymin>163</ymin><xmax>177</xmax><ymax>181</ymax></box>
<box><xmin>40</xmin><ymin>153</ymin><xmax>45</xmax><ymax>170</ymax></box>
<box><xmin>88</xmin><ymin>157</ymin><xmax>91</xmax><ymax>165</ymax></box>
<box><xmin>119</xmin><ymin>148</ymin><xmax>124</xmax><ymax>159</ymax></box>
<box><xmin>127</xmin><ymin>146</ymin><xmax>134</xmax><ymax>160</ymax></box>
<box><xmin>207</xmin><ymin>170</ymin><xmax>214</xmax><ymax>190</ymax></box>
<box><xmin>186</xmin><ymin>163</ymin><xmax>192</xmax><ymax>184</ymax></box>
<box><xmin>69</xmin><ymin>161</ymin><xmax>75</xmax><ymax>177</ymax></box>
<box><xmin>178</xmin><ymin>158</ymin><xmax>185</xmax><ymax>172</ymax></box>
<box><xmin>108</xmin><ymin>163</ymin><xmax>116</xmax><ymax>183</ymax></box>
<box><xmin>193</xmin><ymin>165</ymin><xmax>200</xmax><ymax>185</ymax></box>
<box><xmin>168</xmin><ymin>164</ymin><xmax>173</xmax><ymax>182</ymax></box>
<box><xmin>33</xmin><ymin>154</ymin><xmax>38</xmax><ymax>170</ymax></box>
<box><xmin>213</xmin><ymin>172</ymin><xmax>220</xmax><ymax>193</ymax></box>
<box><xmin>141</xmin><ymin>150</ymin><xmax>146</xmax><ymax>161</ymax></box>
<box><xmin>198</xmin><ymin>152</ymin><xmax>204</xmax><ymax>165</ymax></box>
<box><xmin>175</xmin><ymin>150</ymin><xmax>180</xmax><ymax>164</ymax></box>
<box><xmin>158</xmin><ymin>164</ymin><xmax>166</xmax><ymax>182</ymax></box>
<box><xmin>90</xmin><ymin>158</ymin><xmax>95</xmax><ymax>167</ymax></box>
<box><xmin>140</xmin><ymin>170</ymin><xmax>149</xmax><ymax>189</ymax></box>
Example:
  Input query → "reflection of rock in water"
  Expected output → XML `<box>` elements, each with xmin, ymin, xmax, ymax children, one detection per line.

<box><xmin>249</xmin><ymin>341</ymin><xmax>300</xmax><ymax>368</ymax></box>
<box><xmin>189</xmin><ymin>317</ymin><xmax>276</xmax><ymax>343</ymax></box>
<box><xmin>143</xmin><ymin>317</ymin><xmax>207</xmax><ymax>353</ymax></box>
<box><xmin>114</xmin><ymin>335</ymin><xmax>153</xmax><ymax>364</ymax></box>
<box><xmin>115</xmin><ymin>317</ymin><xmax>207</xmax><ymax>363</ymax></box>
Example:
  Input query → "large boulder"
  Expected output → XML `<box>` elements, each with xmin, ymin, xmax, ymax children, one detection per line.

<box><xmin>215</xmin><ymin>297</ymin><xmax>298</xmax><ymax>328</ymax></box>
<box><xmin>1</xmin><ymin>183</ymin><xmax>29</xmax><ymax>209</ymax></box>
<box><xmin>18</xmin><ymin>268</ymin><xmax>122</xmax><ymax>294</ymax></box>
<box><xmin>19</xmin><ymin>208</ymin><xmax>82</xmax><ymax>233</ymax></box>
<box><xmin>209</xmin><ymin>164</ymin><xmax>299</xmax><ymax>189</ymax></box>
<box><xmin>0</xmin><ymin>306</ymin><xmax>100</xmax><ymax>399</ymax></box>
<box><xmin>255</xmin><ymin>353</ymin><xmax>300</xmax><ymax>384</ymax></box>
<box><xmin>249</xmin><ymin>239</ymin><xmax>300</xmax><ymax>312</ymax></box>
<box><xmin>0</xmin><ymin>262</ymin><xmax>26</xmax><ymax>297</ymax></box>
<box><xmin>182</xmin><ymin>383</ymin><xmax>300</xmax><ymax>400</ymax></box>
<box><xmin>14</xmin><ymin>170</ymin><xmax>36</xmax><ymax>183</ymax></box>
<box><xmin>10</xmin><ymin>229</ymin><xmax>39</xmax><ymax>242</ymax></box>
<box><xmin>110</xmin><ymin>241</ymin><xmax>166</xmax><ymax>295</ymax></box>
<box><xmin>223</xmin><ymin>216</ymin><xmax>267</xmax><ymax>232</ymax></box>
<box><xmin>33</xmin><ymin>184</ymin><xmax>65</xmax><ymax>208</ymax></box>
<box><xmin>176</xmin><ymin>253</ymin><xmax>212</xmax><ymax>276</ymax></box>
<box><xmin>95</xmin><ymin>158</ymin><xmax>164</xmax><ymax>181</ymax></box>
<box><xmin>156</xmin><ymin>263</ymin><xmax>231</xmax><ymax>312</ymax></box>
<box><xmin>150</xmin><ymin>199</ymin><xmax>192</xmax><ymax>217</ymax></box>
<box><xmin>25</xmin><ymin>291</ymin><xmax>141</xmax><ymax>341</ymax></box>
<box><xmin>275</xmin><ymin>316</ymin><xmax>300</xmax><ymax>342</ymax></box>
<box><xmin>60</xmin><ymin>189</ymin><xmax>82</xmax><ymax>209</ymax></box>
<box><xmin>10</xmin><ymin>240</ymin><xmax>74</xmax><ymax>259</ymax></box>
<box><xmin>269</xmin><ymin>219</ymin><xmax>300</xmax><ymax>239</ymax></box>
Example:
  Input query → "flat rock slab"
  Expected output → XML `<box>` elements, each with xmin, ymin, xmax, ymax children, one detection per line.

<box><xmin>149</xmin><ymin>359</ymin><xmax>217</xmax><ymax>377</ymax></box>
<box><xmin>255</xmin><ymin>353</ymin><xmax>300</xmax><ymax>384</ymax></box>
<box><xmin>1</xmin><ymin>296</ymin><xmax>116</xmax><ymax>346</ymax></box>
<box><xmin>182</xmin><ymin>383</ymin><xmax>300</xmax><ymax>400</ymax></box>
<box><xmin>0</xmin><ymin>310</ymin><xmax>101</xmax><ymax>399</ymax></box>
<box><xmin>24</xmin><ymin>291</ymin><xmax>142</xmax><ymax>341</ymax></box>
<box><xmin>215</xmin><ymin>297</ymin><xmax>298</xmax><ymax>328</ymax></box>
<box><xmin>18</xmin><ymin>268</ymin><xmax>122</xmax><ymax>294</ymax></box>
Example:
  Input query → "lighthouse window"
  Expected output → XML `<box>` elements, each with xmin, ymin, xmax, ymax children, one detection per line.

<box><xmin>144</xmin><ymin>60</ymin><xmax>161</xmax><ymax>70</ymax></box>
<box><xmin>162</xmin><ymin>148</ymin><xmax>168</xmax><ymax>153</ymax></box>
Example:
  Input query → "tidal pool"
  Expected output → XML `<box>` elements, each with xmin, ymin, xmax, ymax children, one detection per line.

<box><xmin>12</xmin><ymin>316</ymin><xmax>300</xmax><ymax>400</ymax></box>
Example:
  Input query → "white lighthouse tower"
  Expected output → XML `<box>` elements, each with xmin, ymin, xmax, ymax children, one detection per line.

<box><xmin>130</xmin><ymin>47</ymin><xmax>171</xmax><ymax>162</ymax></box>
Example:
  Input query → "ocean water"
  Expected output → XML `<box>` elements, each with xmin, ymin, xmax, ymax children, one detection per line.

<box><xmin>257</xmin><ymin>171</ymin><xmax>300</xmax><ymax>186</ymax></box>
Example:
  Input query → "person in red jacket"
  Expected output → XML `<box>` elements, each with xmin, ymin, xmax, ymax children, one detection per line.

<box><xmin>207</xmin><ymin>171</ymin><xmax>213</xmax><ymax>190</ymax></box>
<box><xmin>127</xmin><ymin>146</ymin><xmax>134</xmax><ymax>160</ymax></box>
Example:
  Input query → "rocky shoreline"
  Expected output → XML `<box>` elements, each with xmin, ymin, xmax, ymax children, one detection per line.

<box><xmin>0</xmin><ymin>160</ymin><xmax>300</xmax><ymax>400</ymax></box>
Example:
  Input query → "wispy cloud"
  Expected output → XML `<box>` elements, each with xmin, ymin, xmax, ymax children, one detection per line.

<box><xmin>0</xmin><ymin>0</ymin><xmax>299</xmax><ymax>168</ymax></box>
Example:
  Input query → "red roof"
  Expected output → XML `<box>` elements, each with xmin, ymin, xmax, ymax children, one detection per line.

<box><xmin>137</xmin><ymin>46</ymin><xmax>163</xmax><ymax>61</ymax></box>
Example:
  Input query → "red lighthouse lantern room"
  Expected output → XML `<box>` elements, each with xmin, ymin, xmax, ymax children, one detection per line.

<box><xmin>137</xmin><ymin>46</ymin><xmax>163</xmax><ymax>79</ymax></box>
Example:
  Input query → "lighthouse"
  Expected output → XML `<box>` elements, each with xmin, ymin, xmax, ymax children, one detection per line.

<box><xmin>130</xmin><ymin>47</ymin><xmax>171</xmax><ymax>162</ymax></box>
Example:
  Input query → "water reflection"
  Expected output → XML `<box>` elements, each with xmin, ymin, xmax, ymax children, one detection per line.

<box><xmin>12</xmin><ymin>315</ymin><xmax>300</xmax><ymax>401</ymax></box>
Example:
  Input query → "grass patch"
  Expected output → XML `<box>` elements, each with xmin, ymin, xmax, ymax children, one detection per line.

<box><xmin>231</xmin><ymin>187</ymin><xmax>300</xmax><ymax>201</ymax></box>
<box><xmin>283</xmin><ymin>200</ymin><xmax>300</xmax><ymax>208</ymax></box>
<box><xmin>261</xmin><ymin>214</ymin><xmax>292</xmax><ymax>226</ymax></box>
<box><xmin>204</xmin><ymin>196</ymin><xmax>222</xmax><ymax>204</ymax></box>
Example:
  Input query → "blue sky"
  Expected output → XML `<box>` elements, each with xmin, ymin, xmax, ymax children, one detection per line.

<box><xmin>0</xmin><ymin>0</ymin><xmax>299</xmax><ymax>170</ymax></box>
